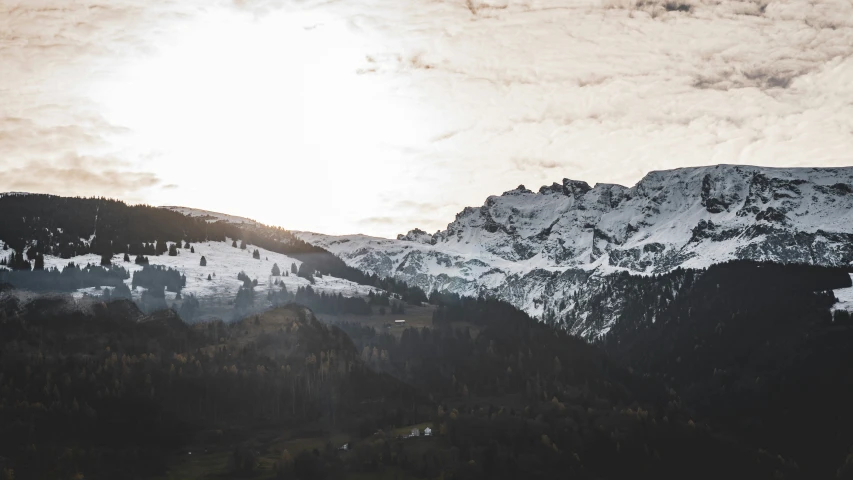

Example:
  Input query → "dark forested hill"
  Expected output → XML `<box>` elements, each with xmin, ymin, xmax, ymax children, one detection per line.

<box><xmin>0</xmin><ymin>290</ymin><xmax>803</xmax><ymax>480</ymax></box>
<box><xmin>0</xmin><ymin>297</ymin><xmax>429</xmax><ymax>479</ymax></box>
<box><xmin>598</xmin><ymin>261</ymin><xmax>853</xmax><ymax>478</ymax></box>
<box><xmin>333</xmin><ymin>294</ymin><xmax>801</xmax><ymax>480</ymax></box>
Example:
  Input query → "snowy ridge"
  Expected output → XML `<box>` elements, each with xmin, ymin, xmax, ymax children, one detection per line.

<box><xmin>162</xmin><ymin>206</ymin><xmax>261</xmax><ymax>226</ymax></box>
<box><xmin>296</xmin><ymin>165</ymin><xmax>853</xmax><ymax>334</ymax></box>
<box><xmin>22</xmin><ymin>239</ymin><xmax>378</xmax><ymax>317</ymax></box>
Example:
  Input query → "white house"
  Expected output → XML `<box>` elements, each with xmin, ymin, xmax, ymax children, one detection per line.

<box><xmin>410</xmin><ymin>428</ymin><xmax>420</xmax><ymax>437</ymax></box>
<box><xmin>424</xmin><ymin>427</ymin><xmax>432</xmax><ymax>436</ymax></box>
<box><xmin>394</xmin><ymin>319</ymin><xmax>406</xmax><ymax>325</ymax></box>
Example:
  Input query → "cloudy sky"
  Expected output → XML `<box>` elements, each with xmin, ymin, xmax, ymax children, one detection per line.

<box><xmin>1</xmin><ymin>0</ymin><xmax>852</xmax><ymax>237</ymax></box>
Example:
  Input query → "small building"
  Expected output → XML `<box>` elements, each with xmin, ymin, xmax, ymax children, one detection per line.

<box><xmin>424</xmin><ymin>427</ymin><xmax>432</xmax><ymax>436</ymax></box>
<box><xmin>395</xmin><ymin>319</ymin><xmax>406</xmax><ymax>325</ymax></box>
<box><xmin>410</xmin><ymin>428</ymin><xmax>420</xmax><ymax>437</ymax></box>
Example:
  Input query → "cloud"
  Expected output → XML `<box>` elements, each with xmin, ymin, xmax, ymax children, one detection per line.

<box><xmin>512</xmin><ymin>158</ymin><xmax>563</xmax><ymax>171</ymax></box>
<box><xmin>0</xmin><ymin>157</ymin><xmax>161</xmax><ymax>199</ymax></box>
<box><xmin>2</xmin><ymin>0</ymin><xmax>852</xmax><ymax>238</ymax></box>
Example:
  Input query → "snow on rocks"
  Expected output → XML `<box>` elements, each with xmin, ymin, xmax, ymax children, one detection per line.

<box><xmin>296</xmin><ymin>165</ymin><xmax>853</xmax><ymax>333</ymax></box>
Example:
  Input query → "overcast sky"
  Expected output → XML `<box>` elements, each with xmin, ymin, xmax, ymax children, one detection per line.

<box><xmin>1</xmin><ymin>0</ymin><xmax>852</xmax><ymax>237</ymax></box>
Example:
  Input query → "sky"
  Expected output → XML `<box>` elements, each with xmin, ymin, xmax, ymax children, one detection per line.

<box><xmin>1</xmin><ymin>0</ymin><xmax>852</xmax><ymax>238</ymax></box>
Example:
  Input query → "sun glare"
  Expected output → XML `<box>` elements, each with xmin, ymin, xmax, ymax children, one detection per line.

<box><xmin>98</xmin><ymin>8</ymin><xmax>418</xmax><ymax>235</ymax></box>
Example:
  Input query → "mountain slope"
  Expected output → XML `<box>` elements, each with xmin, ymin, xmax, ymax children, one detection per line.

<box><xmin>599</xmin><ymin>261</ymin><xmax>853</xmax><ymax>477</ymax></box>
<box><xmin>0</xmin><ymin>195</ymin><xmax>403</xmax><ymax>320</ymax></box>
<box><xmin>296</xmin><ymin>165</ymin><xmax>853</xmax><ymax>333</ymax></box>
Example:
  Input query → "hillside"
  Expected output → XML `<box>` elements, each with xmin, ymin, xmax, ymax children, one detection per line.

<box><xmin>0</xmin><ymin>195</ymin><xmax>427</xmax><ymax>320</ymax></box>
<box><xmin>296</xmin><ymin>165</ymin><xmax>853</xmax><ymax>334</ymax></box>
<box><xmin>598</xmin><ymin>261</ymin><xmax>853</xmax><ymax>478</ymax></box>
<box><xmin>0</xmin><ymin>292</ymin><xmax>805</xmax><ymax>480</ymax></box>
<box><xmin>0</xmin><ymin>297</ymin><xmax>433</xmax><ymax>479</ymax></box>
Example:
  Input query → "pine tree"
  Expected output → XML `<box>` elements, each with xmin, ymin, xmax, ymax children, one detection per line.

<box><xmin>297</xmin><ymin>263</ymin><xmax>314</xmax><ymax>282</ymax></box>
<box><xmin>232</xmin><ymin>240</ymin><xmax>237</xmax><ymax>248</ymax></box>
<box><xmin>271</xmin><ymin>263</ymin><xmax>281</xmax><ymax>276</ymax></box>
<box><xmin>100</xmin><ymin>252</ymin><xmax>112</xmax><ymax>266</ymax></box>
<box><xmin>253</xmin><ymin>249</ymin><xmax>260</xmax><ymax>260</ymax></box>
<box><xmin>207</xmin><ymin>273</ymin><xmax>212</xmax><ymax>281</ymax></box>
<box><xmin>291</xmin><ymin>263</ymin><xmax>298</xmax><ymax>274</ymax></box>
<box><xmin>184</xmin><ymin>241</ymin><xmax>190</xmax><ymax>249</ymax></box>
<box><xmin>240</xmin><ymin>239</ymin><xmax>247</xmax><ymax>250</ymax></box>
<box><xmin>200</xmin><ymin>256</ymin><xmax>207</xmax><ymax>266</ymax></box>
<box><xmin>168</xmin><ymin>244</ymin><xmax>178</xmax><ymax>256</ymax></box>
<box><xmin>190</xmin><ymin>246</ymin><xmax>195</xmax><ymax>253</ymax></box>
<box><xmin>34</xmin><ymin>253</ymin><xmax>45</xmax><ymax>271</ymax></box>
<box><xmin>123</xmin><ymin>252</ymin><xmax>130</xmax><ymax>262</ymax></box>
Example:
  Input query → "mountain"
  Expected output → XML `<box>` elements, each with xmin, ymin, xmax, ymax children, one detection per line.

<box><xmin>0</xmin><ymin>195</ymin><xmax>417</xmax><ymax>321</ymax></box>
<box><xmin>295</xmin><ymin>165</ymin><xmax>853</xmax><ymax>335</ymax></box>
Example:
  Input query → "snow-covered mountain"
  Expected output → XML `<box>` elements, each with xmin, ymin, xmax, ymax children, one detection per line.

<box><xmin>296</xmin><ymin>165</ymin><xmax>853</xmax><ymax>334</ymax></box>
<box><xmin>0</xmin><ymin>195</ymin><xmax>385</xmax><ymax>321</ymax></box>
<box><xmin>1</xmin><ymin>238</ymin><xmax>377</xmax><ymax>318</ymax></box>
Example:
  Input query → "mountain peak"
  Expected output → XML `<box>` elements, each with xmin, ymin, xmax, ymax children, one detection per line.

<box><xmin>397</xmin><ymin>228</ymin><xmax>435</xmax><ymax>244</ymax></box>
<box><xmin>297</xmin><ymin>164</ymin><xmax>853</xmax><ymax>333</ymax></box>
<box><xmin>502</xmin><ymin>185</ymin><xmax>534</xmax><ymax>196</ymax></box>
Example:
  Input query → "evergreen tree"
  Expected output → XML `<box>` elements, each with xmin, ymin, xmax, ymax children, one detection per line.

<box><xmin>179</xmin><ymin>294</ymin><xmax>200</xmax><ymax>321</ymax></box>
<box><xmin>100</xmin><ymin>252</ymin><xmax>112</xmax><ymax>266</ymax></box>
<box><xmin>190</xmin><ymin>246</ymin><xmax>195</xmax><ymax>253</ymax></box>
<box><xmin>240</xmin><ymin>239</ymin><xmax>247</xmax><ymax>250</ymax></box>
<box><xmin>237</xmin><ymin>271</ymin><xmax>253</xmax><ymax>288</ymax></box>
<box><xmin>123</xmin><ymin>252</ymin><xmax>130</xmax><ymax>262</ymax></box>
<box><xmin>271</xmin><ymin>263</ymin><xmax>281</xmax><ymax>276</ymax></box>
<box><xmin>33</xmin><ymin>253</ymin><xmax>45</xmax><ymax>271</ymax></box>
<box><xmin>184</xmin><ymin>241</ymin><xmax>190</xmax><ymax>249</ymax></box>
<box><xmin>297</xmin><ymin>263</ymin><xmax>314</xmax><ymax>282</ymax></box>
<box><xmin>232</xmin><ymin>240</ymin><xmax>237</xmax><ymax>248</ymax></box>
<box><xmin>200</xmin><ymin>256</ymin><xmax>207</xmax><ymax>266</ymax></box>
<box><xmin>113</xmin><ymin>282</ymin><xmax>132</xmax><ymax>299</ymax></box>
<box><xmin>253</xmin><ymin>249</ymin><xmax>260</xmax><ymax>260</ymax></box>
<box><xmin>291</xmin><ymin>263</ymin><xmax>298</xmax><ymax>274</ymax></box>
<box><xmin>235</xmin><ymin>284</ymin><xmax>255</xmax><ymax>312</ymax></box>
<box><xmin>207</xmin><ymin>273</ymin><xmax>212</xmax><ymax>281</ymax></box>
